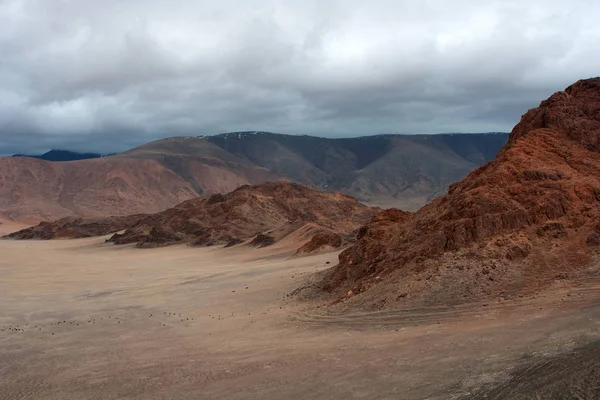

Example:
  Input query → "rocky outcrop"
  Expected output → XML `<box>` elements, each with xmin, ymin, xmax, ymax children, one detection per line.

<box><xmin>107</xmin><ymin>181</ymin><xmax>379</xmax><ymax>249</ymax></box>
<box><xmin>248</xmin><ymin>234</ymin><xmax>276</xmax><ymax>248</ymax></box>
<box><xmin>295</xmin><ymin>231</ymin><xmax>344</xmax><ymax>255</ymax></box>
<box><xmin>321</xmin><ymin>78</ymin><xmax>600</xmax><ymax>307</ymax></box>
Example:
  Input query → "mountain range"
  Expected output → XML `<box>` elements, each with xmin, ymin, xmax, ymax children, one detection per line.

<box><xmin>0</xmin><ymin>132</ymin><xmax>507</xmax><ymax>224</ymax></box>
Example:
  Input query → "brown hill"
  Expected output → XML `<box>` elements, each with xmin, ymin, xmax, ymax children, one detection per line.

<box><xmin>4</xmin><ymin>215</ymin><xmax>146</xmax><ymax>240</ymax></box>
<box><xmin>0</xmin><ymin>133</ymin><xmax>506</xmax><ymax>225</ymax></box>
<box><xmin>318</xmin><ymin>78</ymin><xmax>600</xmax><ymax>309</ymax></box>
<box><xmin>107</xmin><ymin>181</ymin><xmax>378</xmax><ymax>249</ymax></box>
<box><xmin>0</xmin><ymin>139</ymin><xmax>275</xmax><ymax>223</ymax></box>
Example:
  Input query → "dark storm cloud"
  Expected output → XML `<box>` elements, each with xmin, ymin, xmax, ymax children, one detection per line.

<box><xmin>1</xmin><ymin>0</ymin><xmax>599</xmax><ymax>154</ymax></box>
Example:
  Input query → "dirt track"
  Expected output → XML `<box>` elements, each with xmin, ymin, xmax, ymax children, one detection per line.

<box><xmin>1</xmin><ymin>237</ymin><xmax>600</xmax><ymax>399</ymax></box>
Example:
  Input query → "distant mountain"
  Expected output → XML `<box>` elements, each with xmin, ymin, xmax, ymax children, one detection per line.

<box><xmin>12</xmin><ymin>149</ymin><xmax>109</xmax><ymax>162</ymax></box>
<box><xmin>207</xmin><ymin>131</ymin><xmax>509</xmax><ymax>209</ymax></box>
<box><xmin>0</xmin><ymin>132</ymin><xmax>508</xmax><ymax>223</ymax></box>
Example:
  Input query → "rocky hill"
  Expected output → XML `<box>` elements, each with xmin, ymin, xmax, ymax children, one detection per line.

<box><xmin>4</xmin><ymin>215</ymin><xmax>146</xmax><ymax>240</ymax></box>
<box><xmin>107</xmin><ymin>181</ymin><xmax>378</xmax><ymax>249</ymax></box>
<box><xmin>0</xmin><ymin>133</ymin><xmax>507</xmax><ymax>224</ymax></box>
<box><xmin>317</xmin><ymin>78</ymin><xmax>600</xmax><ymax>310</ymax></box>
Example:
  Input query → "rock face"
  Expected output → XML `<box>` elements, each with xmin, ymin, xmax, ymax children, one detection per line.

<box><xmin>3</xmin><ymin>215</ymin><xmax>146</xmax><ymax>240</ymax></box>
<box><xmin>107</xmin><ymin>181</ymin><xmax>378</xmax><ymax>249</ymax></box>
<box><xmin>322</xmin><ymin>78</ymin><xmax>600</xmax><ymax>307</ymax></box>
<box><xmin>248</xmin><ymin>234</ymin><xmax>277</xmax><ymax>248</ymax></box>
<box><xmin>295</xmin><ymin>231</ymin><xmax>345</xmax><ymax>255</ymax></box>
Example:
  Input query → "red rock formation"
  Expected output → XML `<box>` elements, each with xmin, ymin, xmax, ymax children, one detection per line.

<box><xmin>323</xmin><ymin>78</ymin><xmax>600</xmax><ymax>307</ymax></box>
<box><xmin>108</xmin><ymin>181</ymin><xmax>378</xmax><ymax>249</ymax></box>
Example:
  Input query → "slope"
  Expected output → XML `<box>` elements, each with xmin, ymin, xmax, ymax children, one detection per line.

<box><xmin>0</xmin><ymin>138</ymin><xmax>276</xmax><ymax>223</ymax></box>
<box><xmin>318</xmin><ymin>78</ymin><xmax>600</xmax><ymax>309</ymax></box>
<box><xmin>208</xmin><ymin>132</ymin><xmax>508</xmax><ymax>208</ymax></box>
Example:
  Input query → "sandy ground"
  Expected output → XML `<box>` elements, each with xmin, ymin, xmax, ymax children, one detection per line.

<box><xmin>1</xmin><ymin>238</ymin><xmax>600</xmax><ymax>399</ymax></box>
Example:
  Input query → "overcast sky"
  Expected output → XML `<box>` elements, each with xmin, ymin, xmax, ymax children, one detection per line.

<box><xmin>1</xmin><ymin>0</ymin><xmax>599</xmax><ymax>155</ymax></box>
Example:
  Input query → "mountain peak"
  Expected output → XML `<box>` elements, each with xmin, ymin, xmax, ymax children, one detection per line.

<box><xmin>508</xmin><ymin>77</ymin><xmax>600</xmax><ymax>149</ymax></box>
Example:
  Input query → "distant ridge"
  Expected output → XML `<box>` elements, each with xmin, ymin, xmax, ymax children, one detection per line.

<box><xmin>0</xmin><ymin>132</ymin><xmax>508</xmax><ymax>223</ymax></box>
<box><xmin>206</xmin><ymin>131</ymin><xmax>509</xmax><ymax>208</ymax></box>
<box><xmin>12</xmin><ymin>149</ymin><xmax>112</xmax><ymax>162</ymax></box>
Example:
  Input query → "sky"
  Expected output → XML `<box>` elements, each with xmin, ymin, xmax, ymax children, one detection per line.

<box><xmin>1</xmin><ymin>0</ymin><xmax>599</xmax><ymax>155</ymax></box>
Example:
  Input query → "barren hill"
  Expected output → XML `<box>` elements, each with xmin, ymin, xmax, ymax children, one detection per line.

<box><xmin>317</xmin><ymin>78</ymin><xmax>600</xmax><ymax>310</ymax></box>
<box><xmin>107</xmin><ymin>181</ymin><xmax>378</xmax><ymax>249</ymax></box>
<box><xmin>0</xmin><ymin>133</ymin><xmax>506</xmax><ymax>225</ymax></box>
<box><xmin>208</xmin><ymin>132</ymin><xmax>508</xmax><ymax>209</ymax></box>
<box><xmin>0</xmin><ymin>139</ymin><xmax>275</xmax><ymax>223</ymax></box>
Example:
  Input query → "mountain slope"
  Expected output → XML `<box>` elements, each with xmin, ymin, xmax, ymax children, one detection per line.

<box><xmin>208</xmin><ymin>132</ymin><xmax>508</xmax><ymax>209</ymax></box>
<box><xmin>0</xmin><ymin>138</ymin><xmax>276</xmax><ymax>223</ymax></box>
<box><xmin>0</xmin><ymin>133</ymin><xmax>507</xmax><ymax>224</ymax></box>
<box><xmin>317</xmin><ymin>78</ymin><xmax>600</xmax><ymax>310</ymax></box>
<box><xmin>0</xmin><ymin>156</ymin><xmax>198</xmax><ymax>222</ymax></box>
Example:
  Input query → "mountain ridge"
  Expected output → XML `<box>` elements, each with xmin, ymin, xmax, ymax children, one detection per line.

<box><xmin>0</xmin><ymin>132</ymin><xmax>508</xmax><ymax>224</ymax></box>
<box><xmin>12</xmin><ymin>149</ymin><xmax>110</xmax><ymax>161</ymax></box>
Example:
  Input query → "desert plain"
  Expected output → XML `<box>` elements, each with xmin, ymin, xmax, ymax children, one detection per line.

<box><xmin>1</xmin><ymin>236</ymin><xmax>600</xmax><ymax>399</ymax></box>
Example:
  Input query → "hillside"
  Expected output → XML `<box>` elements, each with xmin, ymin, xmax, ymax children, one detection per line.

<box><xmin>107</xmin><ymin>181</ymin><xmax>378</xmax><ymax>250</ymax></box>
<box><xmin>208</xmin><ymin>132</ymin><xmax>508</xmax><ymax>209</ymax></box>
<box><xmin>315</xmin><ymin>78</ymin><xmax>600</xmax><ymax>310</ymax></box>
<box><xmin>0</xmin><ymin>133</ymin><xmax>507</xmax><ymax>224</ymax></box>
<box><xmin>0</xmin><ymin>140</ymin><xmax>275</xmax><ymax>223</ymax></box>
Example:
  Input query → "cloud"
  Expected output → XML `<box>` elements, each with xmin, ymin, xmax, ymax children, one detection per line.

<box><xmin>0</xmin><ymin>0</ymin><xmax>599</xmax><ymax>154</ymax></box>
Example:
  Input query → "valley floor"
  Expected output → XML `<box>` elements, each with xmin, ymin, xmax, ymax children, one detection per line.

<box><xmin>1</xmin><ymin>238</ymin><xmax>600</xmax><ymax>399</ymax></box>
